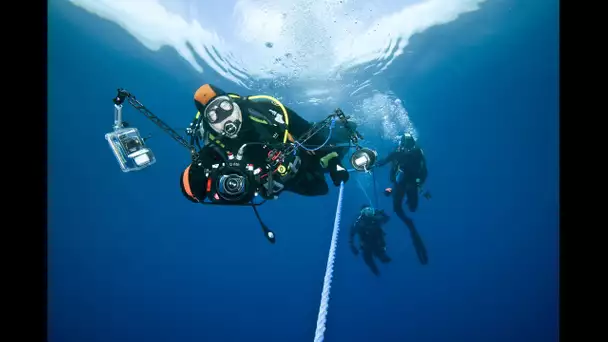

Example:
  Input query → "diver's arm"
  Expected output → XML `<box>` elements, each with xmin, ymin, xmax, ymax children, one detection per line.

<box><xmin>377</xmin><ymin>211</ymin><xmax>390</xmax><ymax>224</ymax></box>
<box><xmin>283</xmin><ymin>106</ymin><xmax>314</xmax><ymax>138</ymax></box>
<box><xmin>349</xmin><ymin>220</ymin><xmax>360</xmax><ymax>254</ymax></box>
<box><xmin>371</xmin><ymin>209</ymin><xmax>390</xmax><ymax>224</ymax></box>
<box><xmin>418</xmin><ymin>149</ymin><xmax>428</xmax><ymax>184</ymax></box>
<box><xmin>376</xmin><ymin>152</ymin><xmax>397</xmax><ymax>167</ymax></box>
<box><xmin>349</xmin><ymin>221</ymin><xmax>358</xmax><ymax>245</ymax></box>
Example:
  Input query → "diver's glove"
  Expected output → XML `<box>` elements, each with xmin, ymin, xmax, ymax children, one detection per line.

<box><xmin>321</xmin><ymin>152</ymin><xmax>350</xmax><ymax>186</ymax></box>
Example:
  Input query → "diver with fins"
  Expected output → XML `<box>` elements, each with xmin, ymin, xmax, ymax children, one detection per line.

<box><xmin>375</xmin><ymin>133</ymin><xmax>429</xmax><ymax>265</ymax></box>
<box><xmin>105</xmin><ymin>85</ymin><xmax>379</xmax><ymax>244</ymax></box>
<box><xmin>349</xmin><ymin>205</ymin><xmax>392</xmax><ymax>276</ymax></box>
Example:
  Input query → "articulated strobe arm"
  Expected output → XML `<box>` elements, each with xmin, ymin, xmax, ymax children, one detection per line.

<box><xmin>112</xmin><ymin>88</ymin><xmax>199</xmax><ymax>160</ymax></box>
<box><xmin>113</xmin><ymin>104</ymin><xmax>125</xmax><ymax>130</ymax></box>
<box><xmin>112</xmin><ymin>89</ymin><xmax>131</xmax><ymax>130</ymax></box>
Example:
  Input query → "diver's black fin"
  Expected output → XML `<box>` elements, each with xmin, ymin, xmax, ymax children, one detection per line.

<box><xmin>411</xmin><ymin>231</ymin><xmax>428</xmax><ymax>265</ymax></box>
<box><xmin>396</xmin><ymin>212</ymin><xmax>428</xmax><ymax>265</ymax></box>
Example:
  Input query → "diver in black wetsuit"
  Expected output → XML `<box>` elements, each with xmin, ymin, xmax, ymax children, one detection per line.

<box><xmin>349</xmin><ymin>206</ymin><xmax>392</xmax><ymax>276</ymax></box>
<box><xmin>378</xmin><ymin>133</ymin><xmax>429</xmax><ymax>212</ymax></box>
<box><xmin>376</xmin><ymin>133</ymin><xmax>429</xmax><ymax>265</ymax></box>
<box><xmin>179</xmin><ymin>83</ymin><xmax>352</xmax><ymax>204</ymax></box>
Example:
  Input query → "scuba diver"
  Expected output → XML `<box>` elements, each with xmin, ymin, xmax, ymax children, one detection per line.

<box><xmin>376</xmin><ymin>133</ymin><xmax>429</xmax><ymax>265</ymax></box>
<box><xmin>379</xmin><ymin>133</ymin><xmax>429</xmax><ymax>212</ymax></box>
<box><xmin>349</xmin><ymin>205</ymin><xmax>392</xmax><ymax>276</ymax></box>
<box><xmin>106</xmin><ymin>86</ymin><xmax>377</xmax><ymax>243</ymax></box>
<box><xmin>179</xmin><ymin>83</ymin><xmax>354</xmax><ymax>205</ymax></box>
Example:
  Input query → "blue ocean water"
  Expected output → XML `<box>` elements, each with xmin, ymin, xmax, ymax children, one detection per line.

<box><xmin>48</xmin><ymin>0</ymin><xmax>559</xmax><ymax>341</ymax></box>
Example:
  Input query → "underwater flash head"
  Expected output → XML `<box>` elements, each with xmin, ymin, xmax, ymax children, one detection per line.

<box><xmin>350</xmin><ymin>147</ymin><xmax>377</xmax><ymax>172</ymax></box>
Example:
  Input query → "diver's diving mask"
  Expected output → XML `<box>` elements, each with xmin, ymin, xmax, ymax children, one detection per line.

<box><xmin>204</xmin><ymin>96</ymin><xmax>243</xmax><ymax>139</ymax></box>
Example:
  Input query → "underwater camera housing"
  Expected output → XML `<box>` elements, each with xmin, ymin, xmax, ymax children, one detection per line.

<box><xmin>206</xmin><ymin>160</ymin><xmax>257</xmax><ymax>204</ymax></box>
<box><xmin>105</xmin><ymin>127</ymin><xmax>156</xmax><ymax>172</ymax></box>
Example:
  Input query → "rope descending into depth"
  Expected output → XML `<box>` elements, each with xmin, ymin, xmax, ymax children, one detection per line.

<box><xmin>356</xmin><ymin>176</ymin><xmax>373</xmax><ymax>208</ymax></box>
<box><xmin>313</xmin><ymin>182</ymin><xmax>345</xmax><ymax>342</ymax></box>
<box><xmin>355</xmin><ymin>170</ymin><xmax>380</xmax><ymax>209</ymax></box>
<box><xmin>372</xmin><ymin>170</ymin><xmax>379</xmax><ymax>208</ymax></box>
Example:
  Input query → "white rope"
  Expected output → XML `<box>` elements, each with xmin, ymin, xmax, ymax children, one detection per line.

<box><xmin>313</xmin><ymin>182</ymin><xmax>345</xmax><ymax>342</ymax></box>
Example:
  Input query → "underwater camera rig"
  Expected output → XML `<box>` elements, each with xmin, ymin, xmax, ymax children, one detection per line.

<box><xmin>106</xmin><ymin>88</ymin><xmax>378</xmax><ymax>174</ymax></box>
<box><xmin>104</xmin><ymin>88</ymin><xmax>379</xmax><ymax>243</ymax></box>
<box><xmin>282</xmin><ymin>107</ymin><xmax>378</xmax><ymax>172</ymax></box>
<box><xmin>105</xmin><ymin>89</ymin><xmax>199</xmax><ymax>172</ymax></box>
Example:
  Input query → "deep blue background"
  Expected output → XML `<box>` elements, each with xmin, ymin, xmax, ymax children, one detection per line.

<box><xmin>48</xmin><ymin>0</ymin><xmax>559</xmax><ymax>341</ymax></box>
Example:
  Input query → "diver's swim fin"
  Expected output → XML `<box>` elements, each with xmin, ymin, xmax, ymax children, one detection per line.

<box><xmin>398</xmin><ymin>214</ymin><xmax>428</xmax><ymax>265</ymax></box>
<box><xmin>410</xmin><ymin>231</ymin><xmax>428</xmax><ymax>265</ymax></box>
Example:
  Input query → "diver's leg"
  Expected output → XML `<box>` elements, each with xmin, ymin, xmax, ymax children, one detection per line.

<box><xmin>389</xmin><ymin>163</ymin><xmax>398</xmax><ymax>183</ymax></box>
<box><xmin>405</xmin><ymin>184</ymin><xmax>419</xmax><ymax>212</ymax></box>
<box><xmin>362</xmin><ymin>248</ymin><xmax>380</xmax><ymax>276</ymax></box>
<box><xmin>284</xmin><ymin>171</ymin><xmax>329</xmax><ymax>196</ymax></box>
<box><xmin>372</xmin><ymin>235</ymin><xmax>392</xmax><ymax>263</ymax></box>
<box><xmin>392</xmin><ymin>181</ymin><xmax>428</xmax><ymax>265</ymax></box>
<box><xmin>283</xmin><ymin>150</ymin><xmax>330</xmax><ymax>197</ymax></box>
<box><xmin>374</xmin><ymin>247</ymin><xmax>392</xmax><ymax>263</ymax></box>
<box><xmin>392</xmin><ymin>181</ymin><xmax>407</xmax><ymax>219</ymax></box>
